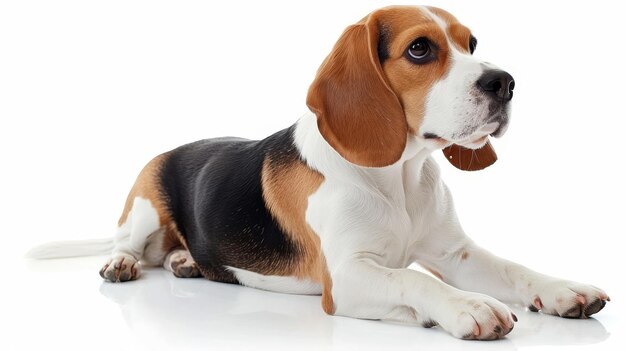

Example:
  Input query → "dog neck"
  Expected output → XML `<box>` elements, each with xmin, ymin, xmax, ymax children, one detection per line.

<box><xmin>294</xmin><ymin>113</ymin><xmax>434</xmax><ymax>194</ymax></box>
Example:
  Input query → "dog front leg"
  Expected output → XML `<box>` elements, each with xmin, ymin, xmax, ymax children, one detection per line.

<box><xmin>425</xmin><ymin>243</ymin><xmax>610</xmax><ymax>318</ymax></box>
<box><xmin>329</xmin><ymin>255</ymin><xmax>516</xmax><ymax>340</ymax></box>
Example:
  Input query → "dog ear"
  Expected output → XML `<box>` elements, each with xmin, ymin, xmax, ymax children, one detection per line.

<box><xmin>442</xmin><ymin>141</ymin><xmax>497</xmax><ymax>171</ymax></box>
<box><xmin>306</xmin><ymin>16</ymin><xmax>407</xmax><ymax>167</ymax></box>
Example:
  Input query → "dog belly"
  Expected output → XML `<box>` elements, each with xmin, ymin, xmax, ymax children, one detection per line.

<box><xmin>226</xmin><ymin>266</ymin><xmax>322</xmax><ymax>295</ymax></box>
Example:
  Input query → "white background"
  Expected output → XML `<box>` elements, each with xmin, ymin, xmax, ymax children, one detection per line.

<box><xmin>1</xmin><ymin>1</ymin><xmax>624</xmax><ymax>350</ymax></box>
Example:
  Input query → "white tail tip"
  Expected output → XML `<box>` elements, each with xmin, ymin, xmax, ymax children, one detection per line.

<box><xmin>26</xmin><ymin>237</ymin><xmax>114</xmax><ymax>259</ymax></box>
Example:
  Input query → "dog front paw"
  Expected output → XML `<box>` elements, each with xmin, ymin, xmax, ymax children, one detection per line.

<box><xmin>435</xmin><ymin>292</ymin><xmax>517</xmax><ymax>340</ymax></box>
<box><xmin>527</xmin><ymin>280</ymin><xmax>609</xmax><ymax>318</ymax></box>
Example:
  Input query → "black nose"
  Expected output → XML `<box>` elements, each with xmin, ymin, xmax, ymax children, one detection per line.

<box><xmin>477</xmin><ymin>69</ymin><xmax>515</xmax><ymax>101</ymax></box>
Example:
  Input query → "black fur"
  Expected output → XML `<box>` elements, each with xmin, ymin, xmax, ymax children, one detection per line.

<box><xmin>377</xmin><ymin>25</ymin><xmax>390</xmax><ymax>64</ymax></box>
<box><xmin>159</xmin><ymin>126</ymin><xmax>300</xmax><ymax>283</ymax></box>
<box><xmin>422</xmin><ymin>319</ymin><xmax>438</xmax><ymax>328</ymax></box>
<box><xmin>469</xmin><ymin>35</ymin><xmax>477</xmax><ymax>54</ymax></box>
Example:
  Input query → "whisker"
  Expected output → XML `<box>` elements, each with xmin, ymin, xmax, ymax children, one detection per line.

<box><xmin>467</xmin><ymin>149</ymin><xmax>475</xmax><ymax>170</ymax></box>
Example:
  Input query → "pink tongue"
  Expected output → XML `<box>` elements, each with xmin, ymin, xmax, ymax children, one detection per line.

<box><xmin>442</xmin><ymin>141</ymin><xmax>497</xmax><ymax>171</ymax></box>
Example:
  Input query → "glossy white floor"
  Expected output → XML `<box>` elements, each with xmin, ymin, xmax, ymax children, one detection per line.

<box><xmin>5</xmin><ymin>254</ymin><xmax>621</xmax><ymax>351</ymax></box>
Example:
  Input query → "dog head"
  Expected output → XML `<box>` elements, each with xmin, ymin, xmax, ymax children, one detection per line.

<box><xmin>307</xmin><ymin>6</ymin><xmax>514</xmax><ymax>170</ymax></box>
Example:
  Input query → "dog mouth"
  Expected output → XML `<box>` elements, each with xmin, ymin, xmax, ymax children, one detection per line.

<box><xmin>423</xmin><ymin>121</ymin><xmax>504</xmax><ymax>149</ymax></box>
<box><xmin>488</xmin><ymin>116</ymin><xmax>509</xmax><ymax>138</ymax></box>
<box><xmin>457</xmin><ymin>134</ymin><xmax>491</xmax><ymax>149</ymax></box>
<box><xmin>458</xmin><ymin>122</ymin><xmax>503</xmax><ymax>149</ymax></box>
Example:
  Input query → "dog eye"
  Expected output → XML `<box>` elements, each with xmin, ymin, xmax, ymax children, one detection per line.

<box><xmin>469</xmin><ymin>35</ymin><xmax>477</xmax><ymax>54</ymax></box>
<box><xmin>407</xmin><ymin>38</ymin><xmax>431</xmax><ymax>61</ymax></box>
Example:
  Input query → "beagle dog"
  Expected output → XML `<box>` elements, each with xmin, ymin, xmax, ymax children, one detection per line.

<box><xmin>31</xmin><ymin>5</ymin><xmax>609</xmax><ymax>340</ymax></box>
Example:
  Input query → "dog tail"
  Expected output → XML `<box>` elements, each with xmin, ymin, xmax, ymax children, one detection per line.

<box><xmin>25</xmin><ymin>237</ymin><xmax>114</xmax><ymax>259</ymax></box>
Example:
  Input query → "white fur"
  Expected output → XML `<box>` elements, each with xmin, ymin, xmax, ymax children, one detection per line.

<box><xmin>113</xmin><ymin>197</ymin><xmax>160</xmax><ymax>259</ymax></box>
<box><xmin>294</xmin><ymin>113</ymin><xmax>516</xmax><ymax>337</ymax></box>
<box><xmin>26</xmin><ymin>237</ymin><xmax>114</xmax><ymax>259</ymax></box>
<box><xmin>100</xmin><ymin>197</ymin><xmax>164</xmax><ymax>280</ymax></box>
<box><xmin>227</xmin><ymin>266</ymin><xmax>322</xmax><ymax>295</ymax></box>
<box><xmin>421</xmin><ymin>51</ymin><xmax>489</xmax><ymax>142</ymax></box>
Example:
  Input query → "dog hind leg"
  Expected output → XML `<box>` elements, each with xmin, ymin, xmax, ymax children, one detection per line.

<box><xmin>100</xmin><ymin>197</ymin><xmax>162</xmax><ymax>282</ymax></box>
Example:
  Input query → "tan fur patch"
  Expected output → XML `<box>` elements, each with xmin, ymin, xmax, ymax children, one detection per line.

<box><xmin>447</xmin><ymin>23</ymin><xmax>472</xmax><ymax>53</ymax></box>
<box><xmin>261</xmin><ymin>157</ymin><xmax>324</xmax><ymax>278</ymax></box>
<box><xmin>261</xmin><ymin>157</ymin><xmax>336</xmax><ymax>313</ymax></box>
<box><xmin>162</xmin><ymin>221</ymin><xmax>187</xmax><ymax>253</ymax></box>
<box><xmin>320</xmin><ymin>254</ymin><xmax>335</xmax><ymax>315</ymax></box>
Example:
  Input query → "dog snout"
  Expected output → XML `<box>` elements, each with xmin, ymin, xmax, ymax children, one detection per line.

<box><xmin>477</xmin><ymin>69</ymin><xmax>514</xmax><ymax>102</ymax></box>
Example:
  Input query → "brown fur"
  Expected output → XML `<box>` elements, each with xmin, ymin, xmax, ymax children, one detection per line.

<box><xmin>161</xmin><ymin>221</ymin><xmax>187</xmax><ymax>253</ymax></box>
<box><xmin>320</xmin><ymin>254</ymin><xmax>335</xmax><ymax>314</ymax></box>
<box><xmin>306</xmin><ymin>11</ymin><xmax>407</xmax><ymax>168</ymax></box>
<box><xmin>447</xmin><ymin>23</ymin><xmax>473</xmax><ymax>53</ymax></box>
<box><xmin>261</xmin><ymin>156</ymin><xmax>335</xmax><ymax>314</ymax></box>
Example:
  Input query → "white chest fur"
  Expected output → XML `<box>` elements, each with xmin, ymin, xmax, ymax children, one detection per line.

<box><xmin>295</xmin><ymin>113</ymin><xmax>452</xmax><ymax>270</ymax></box>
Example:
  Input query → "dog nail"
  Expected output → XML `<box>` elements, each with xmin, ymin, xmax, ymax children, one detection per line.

<box><xmin>533</xmin><ymin>296</ymin><xmax>543</xmax><ymax>310</ymax></box>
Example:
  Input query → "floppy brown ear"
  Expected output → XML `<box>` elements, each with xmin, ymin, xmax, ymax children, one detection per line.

<box><xmin>306</xmin><ymin>15</ymin><xmax>407</xmax><ymax>167</ymax></box>
<box><xmin>442</xmin><ymin>141</ymin><xmax>498</xmax><ymax>171</ymax></box>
